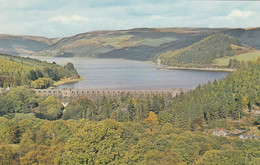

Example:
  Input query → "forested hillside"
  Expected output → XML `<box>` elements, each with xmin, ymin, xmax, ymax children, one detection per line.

<box><xmin>0</xmin><ymin>58</ymin><xmax>259</xmax><ymax>164</ymax></box>
<box><xmin>0</xmin><ymin>53</ymin><xmax>79</xmax><ymax>88</ymax></box>
<box><xmin>159</xmin><ymin>33</ymin><xmax>242</xmax><ymax>67</ymax></box>
<box><xmin>161</xmin><ymin>58</ymin><xmax>260</xmax><ymax>128</ymax></box>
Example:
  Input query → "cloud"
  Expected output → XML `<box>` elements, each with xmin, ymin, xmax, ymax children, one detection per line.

<box><xmin>0</xmin><ymin>0</ymin><xmax>259</xmax><ymax>37</ymax></box>
<box><xmin>48</xmin><ymin>15</ymin><xmax>90</xmax><ymax>24</ymax></box>
<box><xmin>228</xmin><ymin>10</ymin><xmax>253</xmax><ymax>19</ymax></box>
<box><xmin>215</xmin><ymin>10</ymin><xmax>254</xmax><ymax>20</ymax></box>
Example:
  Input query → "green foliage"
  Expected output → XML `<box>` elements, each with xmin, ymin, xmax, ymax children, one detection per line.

<box><xmin>62</xmin><ymin>97</ymin><xmax>97</xmax><ymax>120</ymax></box>
<box><xmin>0</xmin><ymin>87</ymin><xmax>42</xmax><ymax>115</ymax></box>
<box><xmin>227</xmin><ymin>59</ymin><xmax>242</xmax><ymax>68</ymax></box>
<box><xmin>0</xmin><ymin>53</ymin><xmax>79</xmax><ymax>88</ymax></box>
<box><xmin>195</xmin><ymin>150</ymin><xmax>253</xmax><ymax>165</ymax></box>
<box><xmin>31</xmin><ymin>77</ymin><xmax>53</xmax><ymax>89</ymax></box>
<box><xmin>62</xmin><ymin>95</ymin><xmax>167</xmax><ymax>123</ymax></box>
<box><xmin>0</xmin><ymin>144</ymin><xmax>19</xmax><ymax>164</ymax></box>
<box><xmin>64</xmin><ymin>62</ymin><xmax>75</xmax><ymax>71</ymax></box>
<box><xmin>214</xmin><ymin>50</ymin><xmax>260</xmax><ymax>67</ymax></box>
<box><xmin>160</xmin><ymin>33</ymin><xmax>241</xmax><ymax>67</ymax></box>
<box><xmin>128</xmin><ymin>98</ymin><xmax>136</xmax><ymax>121</ymax></box>
<box><xmin>0</xmin><ymin>117</ymin><xmax>259</xmax><ymax>164</ymax></box>
<box><xmin>59</xmin><ymin>119</ymin><xmax>126</xmax><ymax>164</ymax></box>
<box><xmin>34</xmin><ymin>96</ymin><xmax>63</xmax><ymax>120</ymax></box>
<box><xmin>159</xmin><ymin>58</ymin><xmax>260</xmax><ymax>129</ymax></box>
<box><xmin>0</xmin><ymin>53</ymin><xmax>259</xmax><ymax>164</ymax></box>
<box><xmin>190</xmin><ymin>117</ymin><xmax>206</xmax><ymax>131</ymax></box>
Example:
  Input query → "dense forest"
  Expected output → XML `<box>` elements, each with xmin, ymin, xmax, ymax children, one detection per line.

<box><xmin>0</xmin><ymin>57</ymin><xmax>259</xmax><ymax>164</ymax></box>
<box><xmin>0</xmin><ymin>53</ymin><xmax>79</xmax><ymax>88</ymax></box>
<box><xmin>159</xmin><ymin>33</ymin><xmax>242</xmax><ymax>67</ymax></box>
<box><xmin>0</xmin><ymin>118</ymin><xmax>259</xmax><ymax>165</ymax></box>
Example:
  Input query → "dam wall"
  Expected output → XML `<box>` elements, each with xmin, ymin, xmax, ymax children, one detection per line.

<box><xmin>34</xmin><ymin>88</ymin><xmax>182</xmax><ymax>100</ymax></box>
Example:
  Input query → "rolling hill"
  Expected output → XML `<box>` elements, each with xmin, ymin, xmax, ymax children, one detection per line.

<box><xmin>0</xmin><ymin>34</ymin><xmax>54</xmax><ymax>55</ymax></box>
<box><xmin>158</xmin><ymin>33</ymin><xmax>244</xmax><ymax>67</ymax></box>
<box><xmin>0</xmin><ymin>27</ymin><xmax>259</xmax><ymax>65</ymax></box>
<box><xmin>35</xmin><ymin>28</ymin><xmax>218</xmax><ymax>58</ymax></box>
<box><xmin>224</xmin><ymin>27</ymin><xmax>260</xmax><ymax>49</ymax></box>
<box><xmin>0</xmin><ymin>28</ymin><xmax>225</xmax><ymax>58</ymax></box>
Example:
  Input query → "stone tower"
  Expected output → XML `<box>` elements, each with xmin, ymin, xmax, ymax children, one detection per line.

<box><xmin>61</xmin><ymin>87</ymin><xmax>72</xmax><ymax>97</ymax></box>
<box><xmin>157</xmin><ymin>58</ymin><xmax>162</xmax><ymax>69</ymax></box>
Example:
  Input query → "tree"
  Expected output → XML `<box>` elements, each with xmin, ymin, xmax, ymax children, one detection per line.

<box><xmin>190</xmin><ymin>117</ymin><xmax>206</xmax><ymax>131</ymax></box>
<box><xmin>34</xmin><ymin>96</ymin><xmax>63</xmax><ymax>120</ymax></box>
<box><xmin>0</xmin><ymin>144</ymin><xmax>18</xmax><ymax>165</ymax></box>
<box><xmin>62</xmin><ymin>97</ymin><xmax>96</xmax><ymax>120</ymax></box>
<box><xmin>128</xmin><ymin>98</ymin><xmax>136</xmax><ymax>121</ymax></box>
<box><xmin>59</xmin><ymin>119</ymin><xmax>126</xmax><ymax>164</ymax></box>
<box><xmin>31</xmin><ymin>78</ymin><xmax>53</xmax><ymax>89</ymax></box>
<box><xmin>64</xmin><ymin>62</ymin><xmax>75</xmax><ymax>71</ymax></box>
<box><xmin>20</xmin><ymin>145</ymin><xmax>61</xmax><ymax>165</ymax></box>
<box><xmin>144</xmin><ymin>111</ymin><xmax>159</xmax><ymax>126</ymax></box>
<box><xmin>0</xmin><ymin>87</ymin><xmax>41</xmax><ymax>114</ymax></box>
<box><xmin>143</xmin><ymin>149</ymin><xmax>184</xmax><ymax>165</ymax></box>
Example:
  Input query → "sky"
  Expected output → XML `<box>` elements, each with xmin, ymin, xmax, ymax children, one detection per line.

<box><xmin>0</xmin><ymin>0</ymin><xmax>259</xmax><ymax>37</ymax></box>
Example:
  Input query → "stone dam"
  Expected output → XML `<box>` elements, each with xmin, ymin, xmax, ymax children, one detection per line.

<box><xmin>34</xmin><ymin>88</ymin><xmax>183</xmax><ymax>101</ymax></box>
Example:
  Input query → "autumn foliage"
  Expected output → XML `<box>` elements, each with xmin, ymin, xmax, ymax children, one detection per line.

<box><xmin>144</xmin><ymin>111</ymin><xmax>159</xmax><ymax>125</ymax></box>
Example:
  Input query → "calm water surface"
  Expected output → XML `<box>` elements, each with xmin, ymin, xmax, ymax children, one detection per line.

<box><xmin>32</xmin><ymin>57</ymin><xmax>228</xmax><ymax>90</ymax></box>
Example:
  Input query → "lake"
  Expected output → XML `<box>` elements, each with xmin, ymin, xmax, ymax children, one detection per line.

<box><xmin>31</xmin><ymin>57</ymin><xmax>229</xmax><ymax>90</ymax></box>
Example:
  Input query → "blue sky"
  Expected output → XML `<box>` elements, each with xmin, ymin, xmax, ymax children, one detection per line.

<box><xmin>0</xmin><ymin>0</ymin><xmax>259</xmax><ymax>37</ymax></box>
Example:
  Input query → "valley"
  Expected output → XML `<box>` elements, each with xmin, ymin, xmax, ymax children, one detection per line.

<box><xmin>1</xmin><ymin>27</ymin><xmax>259</xmax><ymax>69</ymax></box>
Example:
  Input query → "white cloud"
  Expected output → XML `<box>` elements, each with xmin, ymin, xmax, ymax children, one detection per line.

<box><xmin>0</xmin><ymin>1</ymin><xmax>259</xmax><ymax>37</ymax></box>
<box><xmin>49</xmin><ymin>15</ymin><xmax>90</xmax><ymax>24</ymax></box>
<box><xmin>228</xmin><ymin>10</ymin><xmax>253</xmax><ymax>19</ymax></box>
<box><xmin>215</xmin><ymin>10</ymin><xmax>254</xmax><ymax>20</ymax></box>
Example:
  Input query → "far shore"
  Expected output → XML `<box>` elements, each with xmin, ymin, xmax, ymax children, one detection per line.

<box><xmin>164</xmin><ymin>66</ymin><xmax>236</xmax><ymax>72</ymax></box>
<box><xmin>146</xmin><ymin>60</ymin><xmax>235</xmax><ymax>72</ymax></box>
<box><xmin>50</xmin><ymin>77</ymin><xmax>84</xmax><ymax>89</ymax></box>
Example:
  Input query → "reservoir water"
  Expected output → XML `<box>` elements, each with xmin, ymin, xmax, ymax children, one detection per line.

<box><xmin>32</xmin><ymin>57</ymin><xmax>229</xmax><ymax>90</ymax></box>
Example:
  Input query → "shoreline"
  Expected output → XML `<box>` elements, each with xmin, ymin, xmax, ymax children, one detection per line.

<box><xmin>146</xmin><ymin>60</ymin><xmax>235</xmax><ymax>72</ymax></box>
<box><xmin>164</xmin><ymin>66</ymin><xmax>236</xmax><ymax>72</ymax></box>
<box><xmin>50</xmin><ymin>77</ymin><xmax>84</xmax><ymax>88</ymax></box>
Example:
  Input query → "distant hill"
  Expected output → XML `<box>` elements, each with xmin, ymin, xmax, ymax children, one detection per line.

<box><xmin>97</xmin><ymin>33</ymin><xmax>211</xmax><ymax>61</ymax></box>
<box><xmin>0</xmin><ymin>34</ymin><xmax>54</xmax><ymax>55</ymax></box>
<box><xmin>0</xmin><ymin>28</ymin><xmax>224</xmax><ymax>57</ymax></box>
<box><xmin>223</xmin><ymin>28</ymin><xmax>260</xmax><ymax>49</ymax></box>
<box><xmin>35</xmin><ymin>28</ymin><xmax>219</xmax><ymax>58</ymax></box>
<box><xmin>0</xmin><ymin>27</ymin><xmax>259</xmax><ymax>64</ymax></box>
<box><xmin>158</xmin><ymin>33</ymin><xmax>243</xmax><ymax>67</ymax></box>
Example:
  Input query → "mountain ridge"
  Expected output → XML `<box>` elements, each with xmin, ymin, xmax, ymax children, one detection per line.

<box><xmin>0</xmin><ymin>27</ymin><xmax>259</xmax><ymax>64</ymax></box>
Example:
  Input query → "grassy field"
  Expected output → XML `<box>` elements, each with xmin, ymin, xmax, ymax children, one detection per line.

<box><xmin>137</xmin><ymin>37</ymin><xmax>177</xmax><ymax>47</ymax></box>
<box><xmin>213</xmin><ymin>51</ymin><xmax>260</xmax><ymax>66</ymax></box>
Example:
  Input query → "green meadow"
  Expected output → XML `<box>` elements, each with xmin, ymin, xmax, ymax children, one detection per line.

<box><xmin>213</xmin><ymin>51</ymin><xmax>260</xmax><ymax>66</ymax></box>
